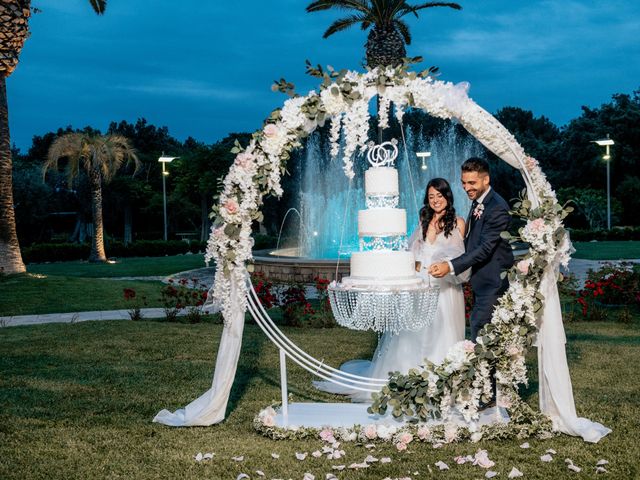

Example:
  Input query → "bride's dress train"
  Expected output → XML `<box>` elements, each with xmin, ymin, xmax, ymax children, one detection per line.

<box><xmin>314</xmin><ymin>227</ymin><xmax>469</xmax><ymax>401</ymax></box>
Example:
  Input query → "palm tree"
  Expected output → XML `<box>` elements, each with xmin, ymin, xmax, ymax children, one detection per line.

<box><xmin>0</xmin><ymin>0</ymin><xmax>106</xmax><ymax>274</ymax></box>
<box><xmin>44</xmin><ymin>133</ymin><xmax>139</xmax><ymax>262</ymax></box>
<box><xmin>306</xmin><ymin>0</ymin><xmax>462</xmax><ymax>68</ymax></box>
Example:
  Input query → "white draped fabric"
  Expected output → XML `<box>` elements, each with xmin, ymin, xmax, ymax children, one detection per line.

<box><xmin>153</xmin><ymin>281</ymin><xmax>245</xmax><ymax>426</ymax></box>
<box><xmin>154</xmin><ymin>79</ymin><xmax>611</xmax><ymax>443</ymax></box>
<box><xmin>536</xmin><ymin>269</ymin><xmax>612</xmax><ymax>442</ymax></box>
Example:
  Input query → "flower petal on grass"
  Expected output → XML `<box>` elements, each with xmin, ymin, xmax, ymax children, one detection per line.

<box><xmin>364</xmin><ymin>455</ymin><xmax>378</xmax><ymax>463</ymax></box>
<box><xmin>365</xmin><ymin>444</ymin><xmax>376</xmax><ymax>449</ymax></box>
<box><xmin>435</xmin><ymin>461</ymin><xmax>450</xmax><ymax>470</ymax></box>
<box><xmin>348</xmin><ymin>462</ymin><xmax>370</xmax><ymax>469</ymax></box>
<box><xmin>596</xmin><ymin>466</ymin><xmax>608</xmax><ymax>474</ymax></box>
<box><xmin>519</xmin><ymin>442</ymin><xmax>530</xmax><ymax>449</ymax></box>
<box><xmin>256</xmin><ymin>471</ymin><xmax>265</xmax><ymax>477</ymax></box>
<box><xmin>540</xmin><ymin>454</ymin><xmax>553</xmax><ymax>463</ymax></box>
<box><xmin>325</xmin><ymin>474</ymin><xmax>338</xmax><ymax>480</ymax></box>
<box><xmin>236</xmin><ymin>475</ymin><xmax>249</xmax><ymax>480</ymax></box>
<box><xmin>380</xmin><ymin>457</ymin><xmax>392</xmax><ymax>464</ymax></box>
<box><xmin>271</xmin><ymin>453</ymin><xmax>280</xmax><ymax>459</ymax></box>
<box><xmin>485</xmin><ymin>471</ymin><xmax>498</xmax><ymax>479</ymax></box>
<box><xmin>296</xmin><ymin>452</ymin><xmax>308</xmax><ymax>461</ymax></box>
<box><xmin>203</xmin><ymin>453</ymin><xmax>214</xmax><ymax>460</ymax></box>
<box><xmin>597</xmin><ymin>460</ymin><xmax>609</xmax><ymax>466</ymax></box>
<box><xmin>312</xmin><ymin>450</ymin><xmax>323</xmax><ymax>458</ymax></box>
<box><xmin>508</xmin><ymin>467</ymin><xmax>524</xmax><ymax>478</ymax></box>
<box><xmin>546</xmin><ymin>449</ymin><xmax>557</xmax><ymax>455</ymax></box>
<box><xmin>232</xmin><ymin>456</ymin><xmax>244</xmax><ymax>462</ymax></box>
<box><xmin>194</xmin><ymin>453</ymin><xmax>203</xmax><ymax>462</ymax></box>
<box><xmin>303</xmin><ymin>473</ymin><xmax>315</xmax><ymax>480</ymax></box>
<box><xmin>568</xmin><ymin>464</ymin><xmax>582</xmax><ymax>473</ymax></box>
<box><xmin>332</xmin><ymin>465</ymin><xmax>345</xmax><ymax>471</ymax></box>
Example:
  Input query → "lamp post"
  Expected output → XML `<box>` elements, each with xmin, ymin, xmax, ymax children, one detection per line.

<box><xmin>417</xmin><ymin>151</ymin><xmax>431</xmax><ymax>171</ymax></box>
<box><xmin>592</xmin><ymin>135</ymin><xmax>615</xmax><ymax>230</ymax></box>
<box><xmin>158</xmin><ymin>155</ymin><xmax>179</xmax><ymax>241</ymax></box>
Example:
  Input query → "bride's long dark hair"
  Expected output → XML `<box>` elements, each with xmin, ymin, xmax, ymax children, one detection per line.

<box><xmin>420</xmin><ymin>178</ymin><xmax>457</xmax><ymax>239</ymax></box>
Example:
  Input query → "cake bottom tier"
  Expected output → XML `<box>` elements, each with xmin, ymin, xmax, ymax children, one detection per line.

<box><xmin>348</xmin><ymin>250</ymin><xmax>420</xmax><ymax>286</ymax></box>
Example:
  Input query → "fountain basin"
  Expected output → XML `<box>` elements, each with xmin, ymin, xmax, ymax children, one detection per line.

<box><xmin>252</xmin><ymin>249</ymin><xmax>349</xmax><ymax>283</ymax></box>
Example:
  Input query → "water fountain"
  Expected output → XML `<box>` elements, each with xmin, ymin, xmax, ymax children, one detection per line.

<box><xmin>252</xmin><ymin>122</ymin><xmax>484</xmax><ymax>283</ymax></box>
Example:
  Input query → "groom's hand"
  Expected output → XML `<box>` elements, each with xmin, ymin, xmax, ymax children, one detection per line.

<box><xmin>429</xmin><ymin>261</ymin><xmax>450</xmax><ymax>278</ymax></box>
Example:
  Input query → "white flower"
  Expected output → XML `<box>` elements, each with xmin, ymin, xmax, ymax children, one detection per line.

<box><xmin>435</xmin><ymin>461</ymin><xmax>450</xmax><ymax>470</ymax></box>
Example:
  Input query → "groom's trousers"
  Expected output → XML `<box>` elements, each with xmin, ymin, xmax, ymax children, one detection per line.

<box><xmin>469</xmin><ymin>293</ymin><xmax>501</xmax><ymax>341</ymax></box>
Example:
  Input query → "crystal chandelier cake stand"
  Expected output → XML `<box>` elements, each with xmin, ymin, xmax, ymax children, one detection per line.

<box><xmin>328</xmin><ymin>282</ymin><xmax>440</xmax><ymax>335</ymax></box>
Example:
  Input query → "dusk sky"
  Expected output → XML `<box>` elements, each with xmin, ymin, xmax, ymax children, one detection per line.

<box><xmin>8</xmin><ymin>0</ymin><xmax>640</xmax><ymax>151</ymax></box>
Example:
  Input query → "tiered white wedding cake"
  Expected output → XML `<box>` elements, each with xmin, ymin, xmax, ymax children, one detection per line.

<box><xmin>328</xmin><ymin>141</ymin><xmax>438</xmax><ymax>334</ymax></box>
<box><xmin>344</xmin><ymin>149</ymin><xmax>422</xmax><ymax>288</ymax></box>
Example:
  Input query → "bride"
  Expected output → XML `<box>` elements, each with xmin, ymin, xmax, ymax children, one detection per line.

<box><xmin>315</xmin><ymin>178</ymin><xmax>470</xmax><ymax>400</ymax></box>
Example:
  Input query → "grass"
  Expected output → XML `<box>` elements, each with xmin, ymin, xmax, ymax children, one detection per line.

<box><xmin>572</xmin><ymin>241</ymin><xmax>640</xmax><ymax>260</ymax></box>
<box><xmin>27</xmin><ymin>254</ymin><xmax>208</xmax><ymax>278</ymax></box>
<box><xmin>0</xmin><ymin>274</ymin><xmax>165</xmax><ymax>316</ymax></box>
<box><xmin>1</xmin><ymin>319</ymin><xmax>638</xmax><ymax>479</ymax></box>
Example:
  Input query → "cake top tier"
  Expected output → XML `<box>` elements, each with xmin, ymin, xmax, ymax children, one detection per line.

<box><xmin>365</xmin><ymin>167</ymin><xmax>399</xmax><ymax>196</ymax></box>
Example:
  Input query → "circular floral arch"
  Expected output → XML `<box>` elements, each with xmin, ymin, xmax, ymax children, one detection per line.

<box><xmin>198</xmin><ymin>63</ymin><xmax>576</xmax><ymax>438</ymax></box>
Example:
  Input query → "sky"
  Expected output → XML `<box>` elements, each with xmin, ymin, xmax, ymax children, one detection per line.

<box><xmin>8</xmin><ymin>0</ymin><xmax>640</xmax><ymax>152</ymax></box>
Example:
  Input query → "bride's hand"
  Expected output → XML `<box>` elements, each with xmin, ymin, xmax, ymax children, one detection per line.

<box><xmin>429</xmin><ymin>262</ymin><xmax>450</xmax><ymax>278</ymax></box>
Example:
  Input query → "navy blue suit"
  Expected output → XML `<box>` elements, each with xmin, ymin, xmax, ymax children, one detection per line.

<box><xmin>451</xmin><ymin>188</ymin><xmax>514</xmax><ymax>341</ymax></box>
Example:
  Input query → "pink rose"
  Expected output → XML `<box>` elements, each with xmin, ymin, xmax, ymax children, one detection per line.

<box><xmin>262</xmin><ymin>415</ymin><xmax>275</xmax><ymax>427</ymax></box>
<box><xmin>213</xmin><ymin>226</ymin><xmax>225</xmax><ymax>238</ymax></box>
<box><xmin>417</xmin><ymin>425</ymin><xmax>431</xmax><ymax>441</ymax></box>
<box><xmin>319</xmin><ymin>428</ymin><xmax>335</xmax><ymax>443</ymax></box>
<box><xmin>396</xmin><ymin>442</ymin><xmax>407</xmax><ymax>452</ymax></box>
<box><xmin>234</xmin><ymin>151</ymin><xmax>254</xmax><ymax>170</ymax></box>
<box><xmin>530</xmin><ymin>218</ymin><xmax>545</xmax><ymax>232</ymax></box>
<box><xmin>516</xmin><ymin>259</ymin><xmax>530</xmax><ymax>275</ymax></box>
<box><xmin>363</xmin><ymin>424</ymin><xmax>377</xmax><ymax>440</ymax></box>
<box><xmin>263</xmin><ymin>123</ymin><xmax>279</xmax><ymax>138</ymax></box>
<box><xmin>224</xmin><ymin>198</ymin><xmax>239</xmax><ymax>214</ymax></box>
<box><xmin>398</xmin><ymin>432</ymin><xmax>413</xmax><ymax>444</ymax></box>
<box><xmin>462</xmin><ymin>340</ymin><xmax>475</xmax><ymax>354</ymax></box>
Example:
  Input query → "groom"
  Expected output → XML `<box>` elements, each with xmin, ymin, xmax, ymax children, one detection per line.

<box><xmin>429</xmin><ymin>157</ymin><xmax>514</xmax><ymax>343</ymax></box>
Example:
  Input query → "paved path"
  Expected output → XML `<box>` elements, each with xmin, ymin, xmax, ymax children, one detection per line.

<box><xmin>3</xmin><ymin>259</ymin><xmax>638</xmax><ymax>328</ymax></box>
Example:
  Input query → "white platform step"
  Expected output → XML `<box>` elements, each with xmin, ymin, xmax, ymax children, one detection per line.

<box><xmin>274</xmin><ymin>402</ymin><xmax>509</xmax><ymax>428</ymax></box>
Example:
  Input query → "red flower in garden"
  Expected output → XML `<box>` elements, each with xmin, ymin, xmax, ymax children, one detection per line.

<box><xmin>123</xmin><ymin>288</ymin><xmax>136</xmax><ymax>300</ymax></box>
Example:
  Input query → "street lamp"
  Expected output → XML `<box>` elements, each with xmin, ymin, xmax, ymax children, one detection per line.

<box><xmin>417</xmin><ymin>151</ymin><xmax>431</xmax><ymax>171</ymax></box>
<box><xmin>592</xmin><ymin>135</ymin><xmax>615</xmax><ymax>230</ymax></box>
<box><xmin>158</xmin><ymin>154</ymin><xmax>179</xmax><ymax>241</ymax></box>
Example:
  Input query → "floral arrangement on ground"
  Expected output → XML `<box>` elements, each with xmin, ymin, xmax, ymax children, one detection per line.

<box><xmin>204</xmin><ymin>59</ymin><xmax>573</xmax><ymax>438</ymax></box>
<box><xmin>253</xmin><ymin>400</ymin><xmax>555</xmax><ymax>447</ymax></box>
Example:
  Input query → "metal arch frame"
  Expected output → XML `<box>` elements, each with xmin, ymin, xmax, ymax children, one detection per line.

<box><xmin>246</xmin><ymin>280</ymin><xmax>393</xmax><ymax>423</ymax></box>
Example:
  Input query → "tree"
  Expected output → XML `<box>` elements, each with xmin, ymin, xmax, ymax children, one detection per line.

<box><xmin>0</xmin><ymin>0</ymin><xmax>106</xmax><ymax>274</ymax></box>
<box><xmin>306</xmin><ymin>0</ymin><xmax>461</xmax><ymax>68</ymax></box>
<box><xmin>43</xmin><ymin>133</ymin><xmax>139</xmax><ymax>262</ymax></box>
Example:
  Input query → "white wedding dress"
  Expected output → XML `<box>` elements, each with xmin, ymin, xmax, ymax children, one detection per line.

<box><xmin>314</xmin><ymin>226</ymin><xmax>470</xmax><ymax>402</ymax></box>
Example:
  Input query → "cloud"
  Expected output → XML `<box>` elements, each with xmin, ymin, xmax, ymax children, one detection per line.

<box><xmin>115</xmin><ymin>79</ymin><xmax>256</xmax><ymax>101</ymax></box>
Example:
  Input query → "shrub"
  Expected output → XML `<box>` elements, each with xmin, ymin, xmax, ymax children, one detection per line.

<box><xmin>23</xmin><ymin>240</ymin><xmax>207</xmax><ymax>263</ymax></box>
<box><xmin>576</xmin><ymin>262</ymin><xmax>640</xmax><ymax>320</ymax></box>
<box><xmin>159</xmin><ymin>278</ymin><xmax>209</xmax><ymax>323</ymax></box>
<box><xmin>123</xmin><ymin>288</ymin><xmax>147</xmax><ymax>321</ymax></box>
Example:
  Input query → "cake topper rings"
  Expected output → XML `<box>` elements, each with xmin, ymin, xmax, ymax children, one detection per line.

<box><xmin>367</xmin><ymin>141</ymin><xmax>399</xmax><ymax>167</ymax></box>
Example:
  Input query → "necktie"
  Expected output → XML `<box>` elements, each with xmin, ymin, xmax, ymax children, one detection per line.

<box><xmin>465</xmin><ymin>200</ymin><xmax>478</xmax><ymax>238</ymax></box>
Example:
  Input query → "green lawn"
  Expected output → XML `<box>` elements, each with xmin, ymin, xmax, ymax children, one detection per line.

<box><xmin>1</xmin><ymin>320</ymin><xmax>638</xmax><ymax>479</ymax></box>
<box><xmin>572</xmin><ymin>241</ymin><xmax>640</xmax><ymax>260</ymax></box>
<box><xmin>0</xmin><ymin>274</ymin><xmax>165</xmax><ymax>316</ymax></box>
<box><xmin>27</xmin><ymin>254</ymin><xmax>208</xmax><ymax>278</ymax></box>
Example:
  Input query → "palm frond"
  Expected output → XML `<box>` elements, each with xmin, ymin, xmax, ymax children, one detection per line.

<box><xmin>306</xmin><ymin>0</ymin><xmax>370</xmax><ymax>14</ymax></box>
<box><xmin>323</xmin><ymin>14</ymin><xmax>366</xmax><ymax>38</ymax></box>
<box><xmin>393</xmin><ymin>18</ymin><xmax>412</xmax><ymax>45</ymax></box>
<box><xmin>409</xmin><ymin>2</ymin><xmax>462</xmax><ymax>13</ymax></box>
<box><xmin>88</xmin><ymin>0</ymin><xmax>107</xmax><ymax>15</ymax></box>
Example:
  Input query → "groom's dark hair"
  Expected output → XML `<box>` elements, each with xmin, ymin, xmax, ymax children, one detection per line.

<box><xmin>461</xmin><ymin>157</ymin><xmax>490</xmax><ymax>175</ymax></box>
